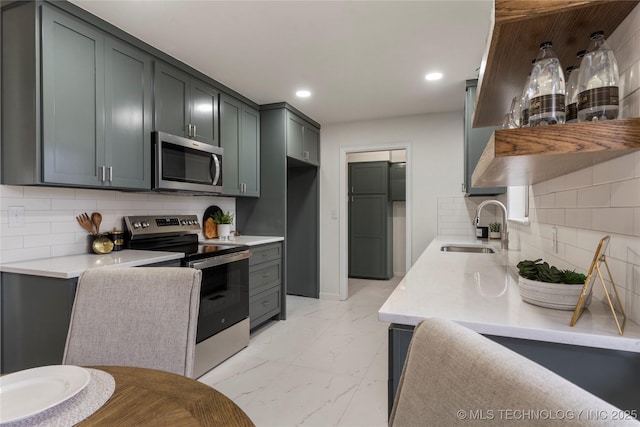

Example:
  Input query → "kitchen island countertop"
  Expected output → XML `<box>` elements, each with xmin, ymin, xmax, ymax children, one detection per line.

<box><xmin>379</xmin><ymin>235</ymin><xmax>640</xmax><ymax>353</ymax></box>
<box><xmin>0</xmin><ymin>250</ymin><xmax>184</xmax><ymax>279</ymax></box>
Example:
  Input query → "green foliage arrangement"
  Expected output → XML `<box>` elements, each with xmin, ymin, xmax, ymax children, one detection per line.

<box><xmin>213</xmin><ymin>210</ymin><xmax>234</xmax><ymax>224</ymax></box>
<box><xmin>489</xmin><ymin>222</ymin><xmax>501</xmax><ymax>232</ymax></box>
<box><xmin>516</xmin><ymin>259</ymin><xmax>587</xmax><ymax>284</ymax></box>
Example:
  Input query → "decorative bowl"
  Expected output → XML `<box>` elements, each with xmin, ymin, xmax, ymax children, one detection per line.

<box><xmin>517</xmin><ymin>276</ymin><xmax>591</xmax><ymax>311</ymax></box>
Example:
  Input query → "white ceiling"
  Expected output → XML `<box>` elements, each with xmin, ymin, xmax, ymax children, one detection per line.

<box><xmin>70</xmin><ymin>0</ymin><xmax>493</xmax><ymax>126</ymax></box>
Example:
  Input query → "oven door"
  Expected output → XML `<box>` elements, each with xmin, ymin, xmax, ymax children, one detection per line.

<box><xmin>153</xmin><ymin>131</ymin><xmax>223</xmax><ymax>193</ymax></box>
<box><xmin>187</xmin><ymin>250</ymin><xmax>250</xmax><ymax>343</ymax></box>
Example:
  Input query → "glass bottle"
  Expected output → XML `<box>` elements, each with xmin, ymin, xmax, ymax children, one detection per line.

<box><xmin>519</xmin><ymin>59</ymin><xmax>536</xmax><ymax>128</ymax></box>
<box><xmin>528</xmin><ymin>41</ymin><xmax>566</xmax><ymax>126</ymax></box>
<box><xmin>565</xmin><ymin>50</ymin><xmax>586</xmax><ymax>123</ymax></box>
<box><xmin>577</xmin><ymin>31</ymin><xmax>620</xmax><ymax>122</ymax></box>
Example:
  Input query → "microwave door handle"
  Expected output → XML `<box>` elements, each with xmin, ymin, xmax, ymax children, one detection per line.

<box><xmin>211</xmin><ymin>154</ymin><xmax>221</xmax><ymax>186</ymax></box>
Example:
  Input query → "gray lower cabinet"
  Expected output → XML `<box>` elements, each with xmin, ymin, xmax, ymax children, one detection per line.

<box><xmin>387</xmin><ymin>324</ymin><xmax>640</xmax><ymax>417</ymax></box>
<box><xmin>2</xmin><ymin>2</ymin><xmax>151</xmax><ymax>189</ymax></box>
<box><xmin>348</xmin><ymin>162</ymin><xmax>393</xmax><ymax>280</ymax></box>
<box><xmin>464</xmin><ymin>80</ymin><xmax>505</xmax><ymax>196</ymax></box>
<box><xmin>220</xmin><ymin>93</ymin><xmax>260</xmax><ymax>197</ymax></box>
<box><xmin>154</xmin><ymin>61</ymin><xmax>219</xmax><ymax>146</ymax></box>
<box><xmin>286</xmin><ymin>110</ymin><xmax>320</xmax><ymax>166</ymax></box>
<box><xmin>1</xmin><ymin>273</ymin><xmax>78</xmax><ymax>374</ymax></box>
<box><xmin>249</xmin><ymin>243</ymin><xmax>283</xmax><ymax>329</ymax></box>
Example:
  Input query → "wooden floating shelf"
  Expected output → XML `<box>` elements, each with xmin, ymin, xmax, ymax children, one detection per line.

<box><xmin>473</xmin><ymin>0</ymin><xmax>639</xmax><ymax>128</ymax></box>
<box><xmin>472</xmin><ymin>118</ymin><xmax>640</xmax><ymax>187</ymax></box>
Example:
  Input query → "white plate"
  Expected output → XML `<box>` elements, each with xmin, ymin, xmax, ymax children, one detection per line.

<box><xmin>0</xmin><ymin>365</ymin><xmax>91</xmax><ymax>424</ymax></box>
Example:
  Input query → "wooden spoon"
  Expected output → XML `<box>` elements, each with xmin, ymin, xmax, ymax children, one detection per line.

<box><xmin>91</xmin><ymin>212</ymin><xmax>102</xmax><ymax>235</ymax></box>
<box><xmin>76</xmin><ymin>213</ymin><xmax>95</xmax><ymax>235</ymax></box>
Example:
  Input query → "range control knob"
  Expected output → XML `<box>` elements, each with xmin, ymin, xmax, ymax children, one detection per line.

<box><xmin>133</xmin><ymin>222</ymin><xmax>142</xmax><ymax>229</ymax></box>
<box><xmin>181</xmin><ymin>219</ymin><xmax>188</xmax><ymax>225</ymax></box>
<box><xmin>141</xmin><ymin>221</ymin><xmax>150</xmax><ymax>228</ymax></box>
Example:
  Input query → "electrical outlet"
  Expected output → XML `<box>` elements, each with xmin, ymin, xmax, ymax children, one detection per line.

<box><xmin>8</xmin><ymin>206</ymin><xmax>25</xmax><ymax>228</ymax></box>
<box><xmin>551</xmin><ymin>227</ymin><xmax>558</xmax><ymax>253</ymax></box>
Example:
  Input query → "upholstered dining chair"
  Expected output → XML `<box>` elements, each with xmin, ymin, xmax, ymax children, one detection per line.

<box><xmin>389</xmin><ymin>318</ymin><xmax>635</xmax><ymax>426</ymax></box>
<box><xmin>63</xmin><ymin>267</ymin><xmax>202</xmax><ymax>378</ymax></box>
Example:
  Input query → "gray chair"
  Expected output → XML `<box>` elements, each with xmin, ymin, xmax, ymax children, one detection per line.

<box><xmin>63</xmin><ymin>267</ymin><xmax>202</xmax><ymax>378</ymax></box>
<box><xmin>390</xmin><ymin>318</ymin><xmax>638</xmax><ymax>426</ymax></box>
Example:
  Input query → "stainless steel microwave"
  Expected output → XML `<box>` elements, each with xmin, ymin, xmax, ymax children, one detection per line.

<box><xmin>152</xmin><ymin>131</ymin><xmax>223</xmax><ymax>194</ymax></box>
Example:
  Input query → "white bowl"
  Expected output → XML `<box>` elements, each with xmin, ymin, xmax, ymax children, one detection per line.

<box><xmin>517</xmin><ymin>276</ymin><xmax>591</xmax><ymax>311</ymax></box>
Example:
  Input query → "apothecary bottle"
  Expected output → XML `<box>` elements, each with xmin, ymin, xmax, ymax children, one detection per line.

<box><xmin>519</xmin><ymin>59</ymin><xmax>536</xmax><ymax>128</ymax></box>
<box><xmin>577</xmin><ymin>31</ymin><xmax>620</xmax><ymax>122</ymax></box>
<box><xmin>528</xmin><ymin>41</ymin><xmax>565</xmax><ymax>126</ymax></box>
<box><xmin>565</xmin><ymin>50</ymin><xmax>586</xmax><ymax>123</ymax></box>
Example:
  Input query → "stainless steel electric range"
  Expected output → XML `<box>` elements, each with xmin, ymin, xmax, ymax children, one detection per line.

<box><xmin>123</xmin><ymin>215</ymin><xmax>250</xmax><ymax>378</ymax></box>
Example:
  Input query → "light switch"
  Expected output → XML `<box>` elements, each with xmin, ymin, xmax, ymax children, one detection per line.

<box><xmin>330</xmin><ymin>209</ymin><xmax>338</xmax><ymax>219</ymax></box>
<box><xmin>9</xmin><ymin>206</ymin><xmax>25</xmax><ymax>228</ymax></box>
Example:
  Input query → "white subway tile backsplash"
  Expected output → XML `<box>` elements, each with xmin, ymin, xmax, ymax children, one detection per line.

<box><xmin>546</xmin><ymin>208</ymin><xmax>564</xmax><ymax>225</ymax></box>
<box><xmin>0</xmin><ymin>236</ymin><xmax>24</xmax><ymax>250</ymax></box>
<box><xmin>23</xmin><ymin>186</ymin><xmax>73</xmax><ymax>199</ymax></box>
<box><xmin>635</xmin><ymin>152</ymin><xmax>640</xmax><ymax>178</ymax></box>
<box><xmin>0</xmin><ymin>247</ymin><xmax>51</xmax><ymax>264</ymax></box>
<box><xmin>540</xmin><ymin>193</ymin><xmax>555</xmax><ymax>208</ymax></box>
<box><xmin>622</xmin><ymin>90</ymin><xmax>640</xmax><ymax>118</ymax></box>
<box><xmin>75</xmin><ymin>188</ymin><xmax>116</xmax><ymax>200</ymax></box>
<box><xmin>593</xmin><ymin>155</ymin><xmax>636</xmax><ymax>184</ymax></box>
<box><xmin>620</xmin><ymin>59</ymin><xmax>640</xmax><ymax>99</ymax></box>
<box><xmin>24</xmin><ymin>233</ymin><xmax>75</xmax><ymax>248</ymax></box>
<box><xmin>1</xmin><ymin>197</ymin><xmax>52</xmax><ymax>211</ymax></box>
<box><xmin>555</xmin><ymin>189</ymin><xmax>577</xmax><ymax>208</ymax></box>
<box><xmin>564</xmin><ymin>208</ymin><xmax>592</xmax><ymax>229</ymax></box>
<box><xmin>635</xmin><ymin>208</ymin><xmax>640</xmax><ymax>236</ymax></box>
<box><xmin>577</xmin><ymin>184</ymin><xmax>611</xmax><ymax>207</ymax></box>
<box><xmin>561</xmin><ymin>167</ymin><xmax>593</xmax><ymax>191</ymax></box>
<box><xmin>0</xmin><ymin>186</ymin><xmax>24</xmax><ymax>198</ymax></box>
<box><xmin>1</xmin><ymin>222</ymin><xmax>51</xmax><ymax>237</ymax></box>
<box><xmin>592</xmin><ymin>207</ymin><xmax>635</xmax><ymax>235</ymax></box>
<box><xmin>51</xmin><ymin>199</ymin><xmax>97</xmax><ymax>211</ymax></box>
<box><xmin>611</xmin><ymin>178</ymin><xmax>640</xmax><ymax>207</ymax></box>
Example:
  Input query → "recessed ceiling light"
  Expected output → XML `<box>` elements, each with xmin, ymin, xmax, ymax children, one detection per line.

<box><xmin>296</xmin><ymin>90</ymin><xmax>311</xmax><ymax>98</ymax></box>
<box><xmin>425</xmin><ymin>72</ymin><xmax>443</xmax><ymax>81</ymax></box>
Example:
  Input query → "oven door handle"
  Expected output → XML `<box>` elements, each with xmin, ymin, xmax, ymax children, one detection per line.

<box><xmin>187</xmin><ymin>250</ymin><xmax>251</xmax><ymax>270</ymax></box>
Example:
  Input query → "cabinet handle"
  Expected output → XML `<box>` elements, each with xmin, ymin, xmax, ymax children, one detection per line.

<box><xmin>262</xmin><ymin>272</ymin><xmax>271</xmax><ymax>278</ymax></box>
<box><xmin>262</xmin><ymin>300</ymin><xmax>270</xmax><ymax>307</ymax></box>
<box><xmin>193</xmin><ymin>125</ymin><xmax>197</xmax><ymax>138</ymax></box>
<box><xmin>187</xmin><ymin>124</ymin><xmax>192</xmax><ymax>137</ymax></box>
<box><xmin>108</xmin><ymin>166</ymin><xmax>113</xmax><ymax>182</ymax></box>
<box><xmin>100</xmin><ymin>166</ymin><xmax>106</xmax><ymax>182</ymax></box>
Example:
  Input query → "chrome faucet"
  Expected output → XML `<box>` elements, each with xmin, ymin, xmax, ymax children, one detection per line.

<box><xmin>474</xmin><ymin>200</ymin><xmax>509</xmax><ymax>249</ymax></box>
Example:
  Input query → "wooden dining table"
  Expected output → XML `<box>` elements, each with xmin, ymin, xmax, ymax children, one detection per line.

<box><xmin>77</xmin><ymin>366</ymin><xmax>255</xmax><ymax>426</ymax></box>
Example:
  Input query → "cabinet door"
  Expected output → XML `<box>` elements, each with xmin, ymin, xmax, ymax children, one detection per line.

<box><xmin>286</xmin><ymin>112</ymin><xmax>304</xmax><ymax>161</ymax></box>
<box><xmin>104</xmin><ymin>37</ymin><xmax>152</xmax><ymax>189</ymax></box>
<box><xmin>389</xmin><ymin>163</ymin><xmax>406</xmax><ymax>201</ymax></box>
<box><xmin>41</xmin><ymin>6</ymin><xmax>105</xmax><ymax>186</ymax></box>
<box><xmin>240</xmin><ymin>104</ymin><xmax>260</xmax><ymax>197</ymax></box>
<box><xmin>303</xmin><ymin>125</ymin><xmax>319</xmax><ymax>165</ymax></box>
<box><xmin>190</xmin><ymin>79</ymin><xmax>219</xmax><ymax>145</ymax></box>
<box><xmin>349</xmin><ymin>194</ymin><xmax>392</xmax><ymax>279</ymax></box>
<box><xmin>464</xmin><ymin>80</ymin><xmax>505</xmax><ymax>195</ymax></box>
<box><xmin>349</xmin><ymin>161</ymin><xmax>389</xmax><ymax>194</ymax></box>
<box><xmin>220</xmin><ymin>94</ymin><xmax>241</xmax><ymax>196</ymax></box>
<box><xmin>153</xmin><ymin>62</ymin><xmax>189</xmax><ymax>137</ymax></box>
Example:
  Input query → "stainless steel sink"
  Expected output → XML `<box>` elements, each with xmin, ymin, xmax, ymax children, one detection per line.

<box><xmin>440</xmin><ymin>244</ymin><xmax>496</xmax><ymax>254</ymax></box>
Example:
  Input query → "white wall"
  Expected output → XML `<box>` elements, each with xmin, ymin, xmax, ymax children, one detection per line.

<box><xmin>319</xmin><ymin>112</ymin><xmax>463</xmax><ymax>299</ymax></box>
<box><xmin>0</xmin><ymin>185</ymin><xmax>234</xmax><ymax>263</ymax></box>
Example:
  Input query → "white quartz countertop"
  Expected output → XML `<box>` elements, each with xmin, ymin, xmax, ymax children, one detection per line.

<box><xmin>0</xmin><ymin>250</ymin><xmax>184</xmax><ymax>279</ymax></box>
<box><xmin>379</xmin><ymin>236</ymin><xmax>640</xmax><ymax>353</ymax></box>
<box><xmin>200</xmin><ymin>235</ymin><xmax>284</xmax><ymax>246</ymax></box>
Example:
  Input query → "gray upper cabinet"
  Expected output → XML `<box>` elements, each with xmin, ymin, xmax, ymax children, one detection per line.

<box><xmin>286</xmin><ymin>110</ymin><xmax>320</xmax><ymax>166</ymax></box>
<box><xmin>41</xmin><ymin>5</ymin><xmax>106</xmax><ymax>187</ymax></box>
<box><xmin>390</xmin><ymin>163</ymin><xmax>406</xmax><ymax>201</ymax></box>
<box><xmin>154</xmin><ymin>61</ymin><xmax>219</xmax><ymax>146</ymax></box>
<box><xmin>220</xmin><ymin>93</ymin><xmax>260</xmax><ymax>197</ymax></box>
<box><xmin>3</xmin><ymin>3</ymin><xmax>151</xmax><ymax>189</ymax></box>
<box><xmin>464</xmin><ymin>80</ymin><xmax>505</xmax><ymax>196</ymax></box>
<box><xmin>103</xmin><ymin>37</ymin><xmax>152</xmax><ymax>189</ymax></box>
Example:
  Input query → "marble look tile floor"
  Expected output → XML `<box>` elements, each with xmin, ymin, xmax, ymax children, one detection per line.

<box><xmin>198</xmin><ymin>277</ymin><xmax>401</xmax><ymax>427</ymax></box>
